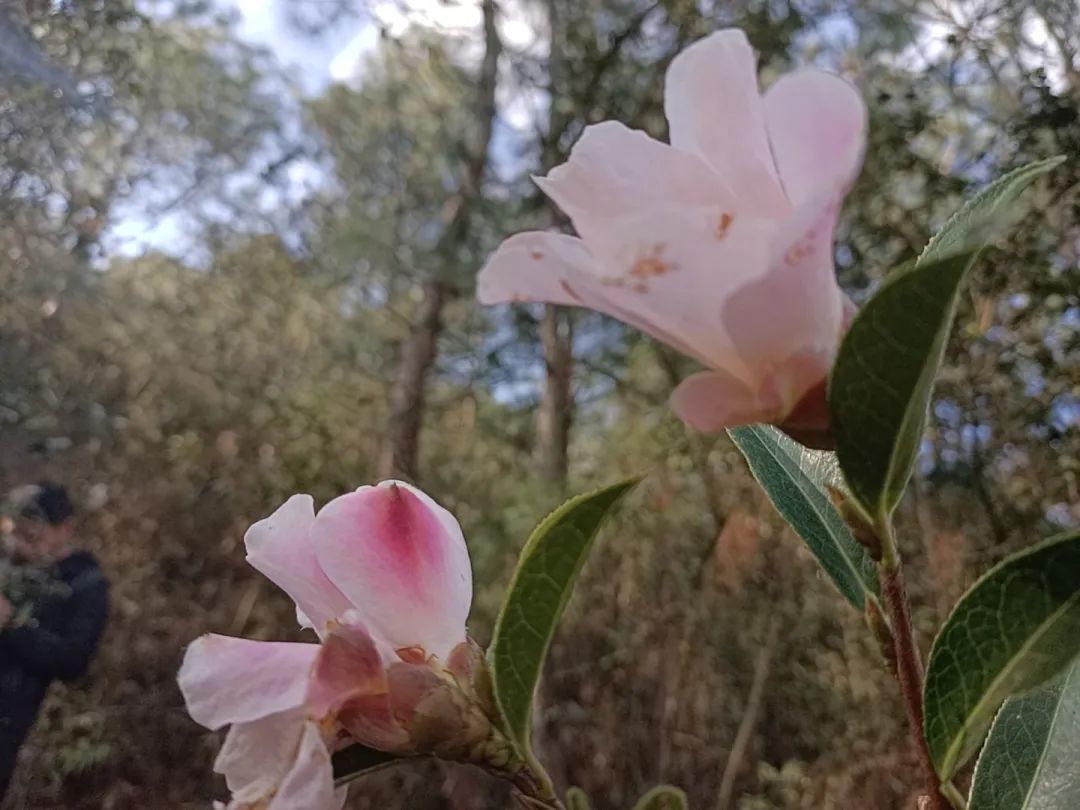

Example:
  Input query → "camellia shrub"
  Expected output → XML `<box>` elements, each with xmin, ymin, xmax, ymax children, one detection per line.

<box><xmin>179</xmin><ymin>29</ymin><xmax>1075</xmax><ymax>810</ymax></box>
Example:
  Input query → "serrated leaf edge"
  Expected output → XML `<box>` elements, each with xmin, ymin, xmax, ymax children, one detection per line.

<box><xmin>730</xmin><ymin>425</ymin><xmax>879</xmax><ymax>609</ymax></box>
<box><xmin>970</xmin><ymin>661</ymin><xmax>1079</xmax><ymax>809</ymax></box>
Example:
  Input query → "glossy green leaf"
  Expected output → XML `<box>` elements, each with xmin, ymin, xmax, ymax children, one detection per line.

<box><xmin>332</xmin><ymin>743</ymin><xmax>401</xmax><ymax>786</ymax></box>
<box><xmin>729</xmin><ymin>424</ymin><xmax>878</xmax><ymax>610</ymax></box>
<box><xmin>923</xmin><ymin>531</ymin><xmax>1080</xmax><ymax>781</ymax></box>
<box><xmin>830</xmin><ymin>252</ymin><xmax>970</xmax><ymax>523</ymax></box>
<box><xmin>969</xmin><ymin>659</ymin><xmax>1080</xmax><ymax>810</ymax></box>
<box><xmin>831</xmin><ymin>156</ymin><xmax>1062</xmax><ymax>524</ymax></box>
<box><xmin>566</xmin><ymin>786</ymin><xmax>593</xmax><ymax>810</ymax></box>
<box><xmin>632</xmin><ymin>785</ymin><xmax>688</xmax><ymax>810</ymax></box>
<box><xmin>919</xmin><ymin>156</ymin><xmax>1065</xmax><ymax>266</ymax></box>
<box><xmin>488</xmin><ymin>478</ymin><xmax>640</xmax><ymax>758</ymax></box>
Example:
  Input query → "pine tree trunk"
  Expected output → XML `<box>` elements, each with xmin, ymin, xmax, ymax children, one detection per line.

<box><xmin>376</xmin><ymin>0</ymin><xmax>500</xmax><ymax>483</ymax></box>
<box><xmin>536</xmin><ymin>304</ymin><xmax>573</xmax><ymax>486</ymax></box>
<box><xmin>378</xmin><ymin>278</ymin><xmax>449</xmax><ymax>481</ymax></box>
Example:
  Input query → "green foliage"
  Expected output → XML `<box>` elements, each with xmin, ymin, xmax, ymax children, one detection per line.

<box><xmin>831</xmin><ymin>156</ymin><xmax>1064</xmax><ymax>527</ymax></box>
<box><xmin>918</xmin><ymin>156</ymin><xmax>1066</xmax><ymax>266</ymax></box>
<box><xmin>632</xmin><ymin>785</ymin><xmax>689</xmax><ymax>810</ymax></box>
<box><xmin>488</xmin><ymin>479</ymin><xmax>640</xmax><ymax>758</ymax></box>
<box><xmin>729</xmin><ymin>425</ymin><xmax>879</xmax><ymax>611</ymax></box>
<box><xmin>923</xmin><ymin>531</ymin><xmax>1080</xmax><ymax>781</ymax></box>
<box><xmin>968</xmin><ymin>659</ymin><xmax>1080</xmax><ymax>810</ymax></box>
<box><xmin>830</xmin><ymin>251</ymin><xmax>973</xmax><ymax>527</ymax></box>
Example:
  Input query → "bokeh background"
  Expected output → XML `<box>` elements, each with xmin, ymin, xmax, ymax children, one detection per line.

<box><xmin>1</xmin><ymin>0</ymin><xmax>1078</xmax><ymax>807</ymax></box>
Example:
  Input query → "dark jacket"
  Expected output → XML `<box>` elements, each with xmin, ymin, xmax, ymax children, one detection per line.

<box><xmin>0</xmin><ymin>551</ymin><xmax>109</xmax><ymax>743</ymax></box>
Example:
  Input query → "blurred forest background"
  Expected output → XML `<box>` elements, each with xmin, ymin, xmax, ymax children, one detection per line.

<box><xmin>1</xmin><ymin>0</ymin><xmax>1078</xmax><ymax>807</ymax></box>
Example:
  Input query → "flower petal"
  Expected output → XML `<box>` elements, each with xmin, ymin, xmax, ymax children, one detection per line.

<box><xmin>664</xmin><ymin>30</ymin><xmax>788</xmax><ymax>215</ymax></box>
<box><xmin>313</xmin><ymin>482</ymin><xmax>472</xmax><ymax>660</ymax></box>
<box><xmin>582</xmin><ymin>203</ymin><xmax>775</xmax><ymax>373</ymax></box>
<box><xmin>533</xmin><ymin>121</ymin><xmax>734</xmax><ymax>244</ymax></box>
<box><xmin>477</xmin><ymin>231</ymin><xmax>595</xmax><ymax>308</ymax></box>
<box><xmin>721</xmin><ymin>198</ymin><xmax>845</xmax><ymax>398</ymax></box>
<box><xmin>178</xmin><ymin>635</ymin><xmax>318</xmax><ymax>729</ymax></box>
<box><xmin>215</xmin><ymin>709</ymin><xmax>307</xmax><ymax>802</ymax></box>
<box><xmin>482</xmin><ymin>207</ymin><xmax>778</xmax><ymax>375</ymax></box>
<box><xmin>307</xmin><ymin>622</ymin><xmax>386</xmax><ymax>719</ymax></box>
<box><xmin>268</xmin><ymin>722</ymin><xmax>344</xmax><ymax>810</ymax></box>
<box><xmin>478</xmin><ymin>231</ymin><xmax>728</xmax><ymax>366</ymax></box>
<box><xmin>670</xmin><ymin>368</ymin><xmax>768</xmax><ymax>432</ymax></box>
<box><xmin>245</xmin><ymin>494</ymin><xmax>352</xmax><ymax>636</ymax></box>
<box><xmin>764</xmin><ymin>68</ymin><xmax>867</xmax><ymax>205</ymax></box>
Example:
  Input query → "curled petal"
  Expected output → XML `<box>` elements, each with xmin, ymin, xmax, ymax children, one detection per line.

<box><xmin>314</xmin><ymin>481</ymin><xmax>472</xmax><ymax>660</ymax></box>
<box><xmin>307</xmin><ymin>622</ymin><xmax>386</xmax><ymax>719</ymax></box>
<box><xmin>534</xmin><ymin>121</ymin><xmax>733</xmax><ymax>244</ymax></box>
<box><xmin>664</xmin><ymin>30</ymin><xmax>788</xmax><ymax>215</ymax></box>
<box><xmin>245</xmin><ymin>494</ymin><xmax>352</xmax><ymax>635</ymax></box>
<box><xmin>477</xmin><ymin>231</ymin><xmax>596</xmax><ymax>308</ymax></box>
<box><xmin>214</xmin><ymin>709</ymin><xmax>307</xmax><ymax>803</ymax></box>
<box><xmin>267</xmin><ymin>722</ymin><xmax>344</xmax><ymax>810</ymax></box>
<box><xmin>178</xmin><ymin>635</ymin><xmax>318</xmax><ymax>729</ymax></box>
<box><xmin>764</xmin><ymin>68</ymin><xmax>867</xmax><ymax>206</ymax></box>
<box><xmin>670</xmin><ymin>368</ymin><xmax>767</xmax><ymax>432</ymax></box>
<box><xmin>722</xmin><ymin>199</ymin><xmax>845</xmax><ymax>389</ymax></box>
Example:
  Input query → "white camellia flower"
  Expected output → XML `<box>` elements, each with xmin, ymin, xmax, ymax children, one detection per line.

<box><xmin>478</xmin><ymin>29</ymin><xmax>866</xmax><ymax>446</ymax></box>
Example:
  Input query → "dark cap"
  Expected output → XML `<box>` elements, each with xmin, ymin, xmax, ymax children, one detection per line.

<box><xmin>5</xmin><ymin>482</ymin><xmax>74</xmax><ymax>526</ymax></box>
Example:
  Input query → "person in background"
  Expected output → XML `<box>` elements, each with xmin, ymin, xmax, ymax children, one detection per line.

<box><xmin>0</xmin><ymin>483</ymin><xmax>108</xmax><ymax>800</ymax></box>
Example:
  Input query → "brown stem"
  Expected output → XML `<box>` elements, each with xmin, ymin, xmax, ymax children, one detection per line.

<box><xmin>880</xmin><ymin>562</ymin><xmax>950</xmax><ymax>810</ymax></box>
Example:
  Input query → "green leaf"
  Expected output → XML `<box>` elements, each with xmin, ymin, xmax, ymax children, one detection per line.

<box><xmin>831</xmin><ymin>156</ymin><xmax>1062</xmax><ymax>524</ymax></box>
<box><xmin>729</xmin><ymin>424</ymin><xmax>878</xmax><ymax>610</ymax></box>
<box><xmin>830</xmin><ymin>252</ymin><xmax>970</xmax><ymax>523</ymax></box>
<box><xmin>923</xmin><ymin>530</ymin><xmax>1080</xmax><ymax>781</ymax></box>
<box><xmin>566</xmin><ymin>786</ymin><xmax>593</xmax><ymax>810</ymax></box>
<box><xmin>969</xmin><ymin>659</ymin><xmax>1080</xmax><ymax>810</ymax></box>
<box><xmin>632</xmin><ymin>785</ymin><xmax>688</xmax><ymax>810</ymax></box>
<box><xmin>488</xmin><ymin>478</ymin><xmax>640</xmax><ymax>758</ymax></box>
<box><xmin>919</xmin><ymin>156</ymin><xmax>1065</xmax><ymax>266</ymax></box>
<box><xmin>331</xmin><ymin>743</ymin><xmax>402</xmax><ymax>787</ymax></box>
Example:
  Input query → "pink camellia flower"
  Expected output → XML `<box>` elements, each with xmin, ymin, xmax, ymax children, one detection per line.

<box><xmin>477</xmin><ymin>29</ymin><xmax>866</xmax><ymax>446</ymax></box>
<box><xmin>178</xmin><ymin>481</ymin><xmax>485</xmax><ymax>810</ymax></box>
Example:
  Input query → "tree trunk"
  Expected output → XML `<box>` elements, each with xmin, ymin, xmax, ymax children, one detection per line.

<box><xmin>377</xmin><ymin>0</ymin><xmax>501</xmax><ymax>483</ymax></box>
<box><xmin>378</xmin><ymin>278</ymin><xmax>449</xmax><ymax>481</ymax></box>
<box><xmin>536</xmin><ymin>304</ymin><xmax>573</xmax><ymax>486</ymax></box>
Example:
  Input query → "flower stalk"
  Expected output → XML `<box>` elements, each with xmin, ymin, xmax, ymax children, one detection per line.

<box><xmin>876</xmin><ymin>518</ymin><xmax>960</xmax><ymax>810</ymax></box>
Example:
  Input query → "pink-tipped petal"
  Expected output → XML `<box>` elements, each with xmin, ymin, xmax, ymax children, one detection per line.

<box><xmin>764</xmin><ymin>68</ymin><xmax>867</xmax><ymax>205</ymax></box>
<box><xmin>307</xmin><ymin>622</ymin><xmax>386</xmax><ymax>719</ymax></box>
<box><xmin>670</xmin><ymin>368</ymin><xmax>769</xmax><ymax>432</ymax></box>
<box><xmin>267</xmin><ymin>722</ymin><xmax>344</xmax><ymax>810</ymax></box>
<box><xmin>533</xmin><ymin>121</ymin><xmax>734</xmax><ymax>243</ymax></box>
<box><xmin>178</xmin><ymin>635</ymin><xmax>318</xmax><ymax>730</ymax></box>
<box><xmin>664</xmin><ymin>30</ymin><xmax>788</xmax><ymax>215</ymax></box>
<box><xmin>215</xmin><ymin>709</ymin><xmax>307</xmax><ymax>802</ymax></box>
<box><xmin>245</xmin><ymin>495</ymin><xmax>352</xmax><ymax>635</ymax></box>
<box><xmin>313</xmin><ymin>482</ymin><xmax>472</xmax><ymax>660</ymax></box>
